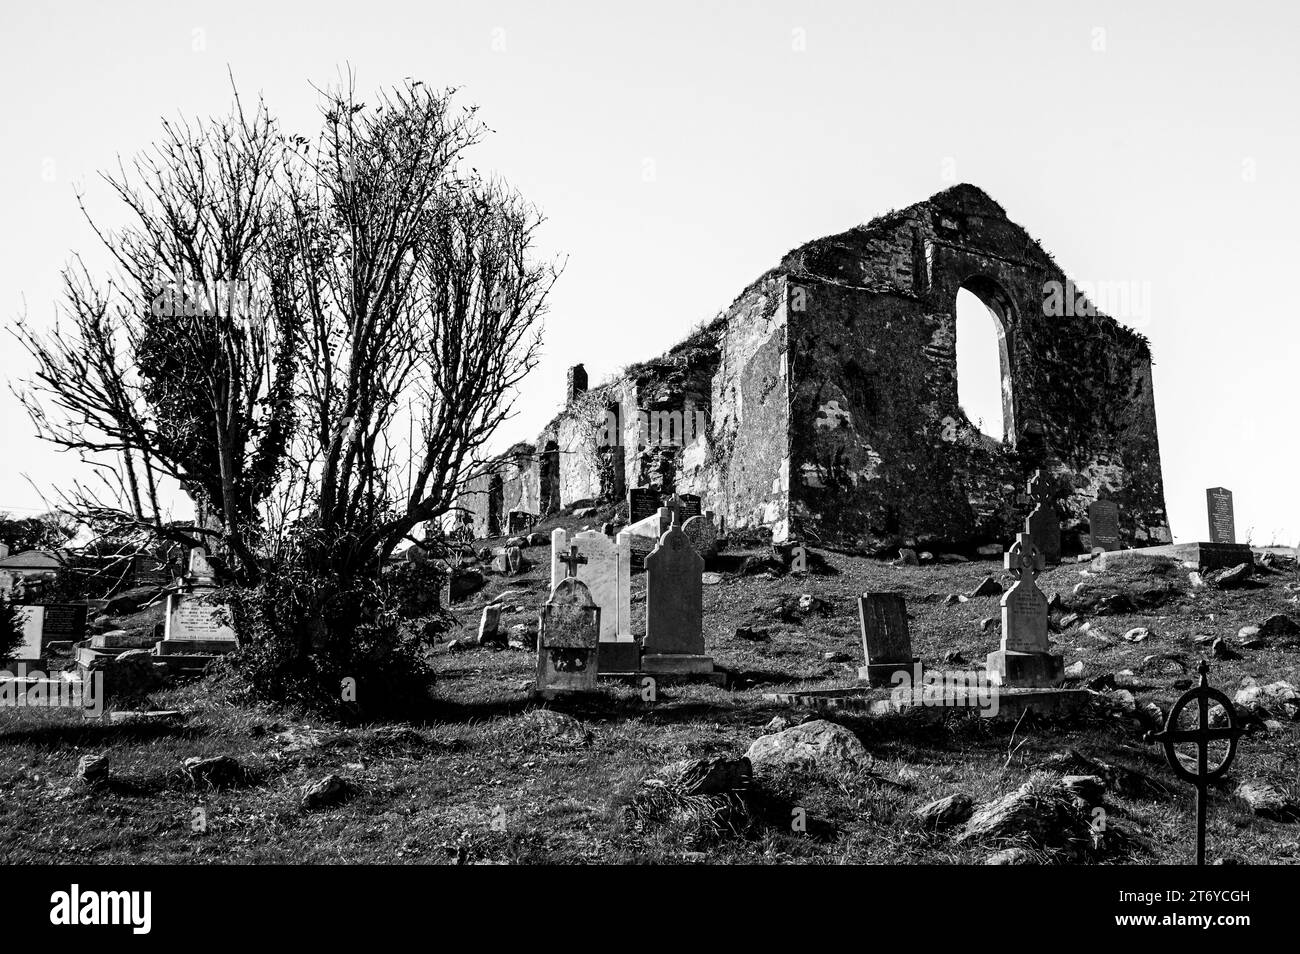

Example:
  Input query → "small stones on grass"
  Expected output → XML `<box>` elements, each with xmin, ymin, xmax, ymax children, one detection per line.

<box><xmin>183</xmin><ymin>755</ymin><xmax>244</xmax><ymax>788</ymax></box>
<box><xmin>301</xmin><ymin>774</ymin><xmax>350</xmax><ymax>810</ymax></box>
<box><xmin>1212</xmin><ymin>637</ymin><xmax>1241</xmax><ymax>660</ymax></box>
<box><xmin>914</xmin><ymin>792</ymin><xmax>974</xmax><ymax>830</ymax></box>
<box><xmin>1122</xmin><ymin>627</ymin><xmax>1150</xmax><ymax>643</ymax></box>
<box><xmin>76</xmin><ymin>754</ymin><xmax>109</xmax><ymax>786</ymax></box>
<box><xmin>969</xmin><ymin>576</ymin><xmax>1004</xmax><ymax>598</ymax></box>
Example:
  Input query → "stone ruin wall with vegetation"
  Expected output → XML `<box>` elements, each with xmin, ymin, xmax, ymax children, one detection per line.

<box><xmin>455</xmin><ymin>184</ymin><xmax>1169</xmax><ymax>554</ymax></box>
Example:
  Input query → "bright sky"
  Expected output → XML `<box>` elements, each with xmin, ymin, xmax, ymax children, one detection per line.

<box><xmin>1</xmin><ymin>0</ymin><xmax>1296</xmax><ymax>544</ymax></box>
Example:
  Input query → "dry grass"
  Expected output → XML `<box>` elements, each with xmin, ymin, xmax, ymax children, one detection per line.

<box><xmin>2</xmin><ymin>518</ymin><xmax>1299</xmax><ymax>864</ymax></box>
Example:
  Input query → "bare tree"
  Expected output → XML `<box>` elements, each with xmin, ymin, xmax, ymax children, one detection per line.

<box><xmin>14</xmin><ymin>89</ymin><xmax>295</xmax><ymax>582</ymax></box>
<box><xmin>276</xmin><ymin>77</ymin><xmax>555</xmax><ymax>578</ymax></box>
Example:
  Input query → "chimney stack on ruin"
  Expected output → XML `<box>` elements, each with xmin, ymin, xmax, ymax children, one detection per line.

<box><xmin>567</xmin><ymin>363</ymin><xmax>588</xmax><ymax>403</ymax></box>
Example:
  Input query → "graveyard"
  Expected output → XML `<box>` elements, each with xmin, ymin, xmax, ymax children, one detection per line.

<box><xmin>2</xmin><ymin>492</ymin><xmax>1298</xmax><ymax>865</ymax></box>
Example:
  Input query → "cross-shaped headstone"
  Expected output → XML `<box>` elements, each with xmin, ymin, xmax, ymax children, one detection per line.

<box><xmin>1004</xmin><ymin>533</ymin><xmax>1044</xmax><ymax>583</ymax></box>
<box><xmin>1146</xmin><ymin>660</ymin><xmax>1244</xmax><ymax>865</ymax></box>
<box><xmin>558</xmin><ymin>543</ymin><xmax>588</xmax><ymax>579</ymax></box>
<box><xmin>665</xmin><ymin>494</ymin><xmax>683</xmax><ymax>528</ymax></box>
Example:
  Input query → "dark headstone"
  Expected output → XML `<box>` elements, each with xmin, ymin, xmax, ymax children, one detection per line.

<box><xmin>39</xmin><ymin>603</ymin><xmax>88</xmax><ymax>642</ymax></box>
<box><xmin>857</xmin><ymin>592</ymin><xmax>915</xmax><ymax>686</ymax></box>
<box><xmin>1088</xmin><ymin>499</ymin><xmax>1122</xmax><ymax>552</ymax></box>
<box><xmin>1022</xmin><ymin>470</ymin><xmax>1061</xmax><ymax>565</ymax></box>
<box><xmin>629</xmin><ymin>487</ymin><xmax>662</xmax><ymax>524</ymax></box>
<box><xmin>1206</xmin><ymin>488</ymin><xmax>1236</xmax><ymax>544</ymax></box>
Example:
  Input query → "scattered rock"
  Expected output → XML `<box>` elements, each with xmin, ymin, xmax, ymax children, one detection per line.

<box><xmin>1064</xmin><ymin>660</ymin><xmax>1085</xmax><ymax>679</ymax></box>
<box><xmin>1122</xmin><ymin>627</ymin><xmax>1150</xmax><ymax>643</ymax></box>
<box><xmin>1259</xmin><ymin>614</ymin><xmax>1300</xmax><ymax>639</ymax></box>
<box><xmin>745</xmin><ymin>719</ymin><xmax>869</xmax><ymax>776</ymax></box>
<box><xmin>1206</xmin><ymin>563</ymin><xmax>1252</xmax><ymax>589</ymax></box>
<box><xmin>937</xmin><ymin>553</ymin><xmax>969</xmax><ymax>564</ymax></box>
<box><xmin>969</xmin><ymin>576</ymin><xmax>1004</xmax><ymax>598</ymax></box>
<box><xmin>505</xmin><ymin>535</ymin><xmax>528</xmax><ymax>549</ymax></box>
<box><xmin>76</xmin><ymin>754</ymin><xmax>109</xmax><ymax>785</ymax></box>
<box><xmin>104</xmin><ymin>584</ymin><xmax>164</xmax><ymax>616</ymax></box>
<box><xmin>914</xmin><ymin>793</ymin><xmax>974</xmax><ymax>830</ymax></box>
<box><xmin>976</xmin><ymin>543</ymin><xmax>1004</xmax><ymax>558</ymax></box>
<box><xmin>942</xmin><ymin>594</ymin><xmax>969</xmax><ymax>606</ymax></box>
<box><xmin>980</xmin><ymin>617</ymin><xmax>998</xmax><ymax>634</ymax></box>
<box><xmin>301</xmin><ymin>774</ymin><xmax>350</xmax><ymax>809</ymax></box>
<box><xmin>734</xmin><ymin>625</ymin><xmax>773</xmax><ymax>641</ymax></box>
<box><xmin>764</xmin><ymin>716</ymin><xmax>790</xmax><ymax>733</ymax></box>
<box><xmin>798</xmin><ymin>594</ymin><xmax>832</xmax><ymax>616</ymax></box>
<box><xmin>959</xmin><ymin>774</ymin><xmax>1097</xmax><ymax>852</ymax></box>
<box><xmin>521</xmin><ymin>709</ymin><xmax>592</xmax><ymax>746</ymax></box>
<box><xmin>1212</xmin><ymin>637</ymin><xmax>1241</xmax><ymax>660</ymax></box>
<box><xmin>1060</xmin><ymin>774</ymin><xmax>1106</xmax><ymax>806</ymax></box>
<box><xmin>893</xmin><ymin>548</ymin><xmax>920</xmax><ymax>567</ymax></box>
<box><xmin>527</xmin><ymin>531</ymin><xmax>549</xmax><ymax>547</ymax></box>
<box><xmin>986</xmin><ymin>847</ymin><xmax>1036</xmax><ymax>865</ymax></box>
<box><xmin>107</xmin><ymin>709</ymin><xmax>184</xmax><ymax>726</ymax></box>
<box><xmin>1234</xmin><ymin>679</ymin><xmax>1299</xmax><ymax>720</ymax></box>
<box><xmin>183</xmin><ymin>755</ymin><xmax>243</xmax><ymax>788</ymax></box>
<box><xmin>654</xmin><ymin>757</ymin><xmax>752</xmax><ymax>797</ymax></box>
<box><xmin>702</xmin><ymin>572</ymin><xmax>722</xmax><ymax>585</ymax></box>
<box><xmin>822</xmin><ymin>651</ymin><xmax>851</xmax><ymax>663</ymax></box>
<box><xmin>1060</xmin><ymin>613</ymin><xmax>1081</xmax><ymax>629</ymax></box>
<box><xmin>1187</xmin><ymin>571</ymin><xmax>1205</xmax><ymax>588</ymax></box>
<box><xmin>1235</xmin><ymin>780</ymin><xmax>1296</xmax><ymax>820</ymax></box>
<box><xmin>942</xmin><ymin>649</ymin><xmax>967</xmax><ymax>665</ymax></box>
<box><xmin>573</xmin><ymin>506</ymin><xmax>599</xmax><ymax>518</ymax></box>
<box><xmin>1237</xmin><ymin>625</ymin><xmax>1264</xmax><ymax>648</ymax></box>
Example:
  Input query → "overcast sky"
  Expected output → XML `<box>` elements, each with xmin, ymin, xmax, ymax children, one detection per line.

<box><xmin>2</xmin><ymin>0</ymin><xmax>1296</xmax><ymax>545</ymax></box>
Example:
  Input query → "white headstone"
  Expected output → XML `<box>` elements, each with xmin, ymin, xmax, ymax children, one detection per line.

<box><xmin>551</xmin><ymin>528</ymin><xmax>631</xmax><ymax>641</ymax></box>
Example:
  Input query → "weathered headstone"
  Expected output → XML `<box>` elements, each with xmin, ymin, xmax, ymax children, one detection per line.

<box><xmin>1087</xmin><ymin>499</ymin><xmax>1122</xmax><ymax>552</ymax></box>
<box><xmin>1206</xmin><ymin>488</ymin><xmax>1235</xmax><ymax>544</ymax></box>
<box><xmin>1022</xmin><ymin>470</ymin><xmax>1061</xmax><ymax>565</ymax></box>
<box><xmin>628</xmin><ymin>487</ymin><xmax>662</xmax><ymax>524</ymax></box>
<box><xmin>551</xmin><ymin>528</ymin><xmax>637</xmax><ymax>672</ymax></box>
<box><xmin>642</xmin><ymin>508</ymin><xmax>712</xmax><ymax>675</ymax></box>
<box><xmin>681</xmin><ymin>511</ymin><xmax>719</xmax><ymax>560</ymax></box>
<box><xmin>158</xmin><ymin>590</ymin><xmax>237</xmax><ymax>655</ymax></box>
<box><xmin>507</xmin><ymin>510</ymin><xmax>536</xmax><ymax>535</ymax></box>
<box><xmin>186</xmin><ymin>547</ymin><xmax>217</xmax><ymax>583</ymax></box>
<box><xmin>535</xmin><ymin>566</ymin><xmax>601</xmax><ymax>698</ymax></box>
<box><xmin>157</xmin><ymin>548</ymin><xmax>236</xmax><ymax>656</ymax></box>
<box><xmin>477</xmin><ymin>604</ymin><xmax>503</xmax><ymax>646</ymax></box>
<box><xmin>856</xmin><ymin>592</ymin><xmax>916</xmax><ymax>686</ymax></box>
<box><xmin>986</xmin><ymin>533</ymin><xmax>1063</xmax><ymax>688</ymax></box>
<box><xmin>675</xmin><ymin>493</ymin><xmax>703</xmax><ymax>522</ymax></box>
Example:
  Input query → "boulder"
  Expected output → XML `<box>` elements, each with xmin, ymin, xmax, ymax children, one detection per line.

<box><xmin>1206</xmin><ymin>563</ymin><xmax>1252</xmax><ymax>589</ymax></box>
<box><xmin>892</xmin><ymin>548</ymin><xmax>920</xmax><ymax>567</ymax></box>
<box><xmin>1235</xmin><ymin>780</ymin><xmax>1295</xmax><ymax>820</ymax></box>
<box><xmin>104</xmin><ymin>584</ymin><xmax>164</xmax><ymax>616</ymax></box>
<box><xmin>301</xmin><ymin>774</ymin><xmax>350</xmax><ymax>809</ymax></box>
<box><xmin>959</xmin><ymin>774</ymin><xmax>1095</xmax><ymax>850</ymax></box>
<box><xmin>744</xmin><ymin>719</ymin><xmax>869</xmax><ymax>775</ymax></box>
<box><xmin>914</xmin><ymin>793</ymin><xmax>974</xmax><ymax>830</ymax></box>
<box><xmin>653</xmin><ymin>757</ymin><xmax>752</xmax><ymax>796</ymax></box>
<box><xmin>76</xmin><ymin>754</ymin><xmax>109</xmax><ymax>785</ymax></box>
<box><xmin>183</xmin><ymin>755</ymin><xmax>243</xmax><ymax>787</ymax></box>
<box><xmin>1259</xmin><ymin>614</ymin><xmax>1300</xmax><ymax>639</ymax></box>
<box><xmin>969</xmin><ymin>576</ymin><xmax>1004</xmax><ymax>598</ymax></box>
<box><xmin>521</xmin><ymin>708</ymin><xmax>591</xmax><ymax>746</ymax></box>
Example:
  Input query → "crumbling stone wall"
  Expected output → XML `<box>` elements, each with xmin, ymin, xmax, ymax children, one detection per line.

<box><xmin>452</xmin><ymin>184</ymin><xmax>1169</xmax><ymax>552</ymax></box>
<box><xmin>785</xmin><ymin>184</ymin><xmax>1168</xmax><ymax>552</ymax></box>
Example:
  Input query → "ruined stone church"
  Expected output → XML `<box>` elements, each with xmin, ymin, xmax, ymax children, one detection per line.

<box><xmin>455</xmin><ymin>184</ymin><xmax>1170</xmax><ymax>554</ymax></box>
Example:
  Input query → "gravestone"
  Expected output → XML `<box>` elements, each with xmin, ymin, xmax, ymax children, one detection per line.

<box><xmin>1206</xmin><ymin>488</ymin><xmax>1235</xmax><ymax>544</ymax></box>
<box><xmin>675</xmin><ymin>493</ymin><xmax>703</xmax><ymax>521</ymax></box>
<box><xmin>1022</xmin><ymin>470</ymin><xmax>1061</xmax><ymax>565</ymax></box>
<box><xmin>186</xmin><ymin>547</ymin><xmax>217</xmax><ymax>583</ymax></box>
<box><xmin>681</xmin><ymin>512</ymin><xmax>719</xmax><ymax>560</ymax></box>
<box><xmin>158</xmin><ymin>590</ymin><xmax>237</xmax><ymax>654</ymax></box>
<box><xmin>535</xmin><ymin>565</ymin><xmax>601</xmax><ymax>698</ymax></box>
<box><xmin>551</xmin><ymin>528</ymin><xmax>637</xmax><ymax>673</ymax></box>
<box><xmin>856</xmin><ymin>592</ymin><xmax>917</xmax><ymax>686</ymax></box>
<box><xmin>40</xmin><ymin>603</ymin><xmax>88</xmax><ymax>643</ymax></box>
<box><xmin>629</xmin><ymin>488</ymin><xmax>663</xmax><ymax>524</ymax></box>
<box><xmin>1195</xmin><ymin>487</ymin><xmax>1252</xmax><ymax>569</ymax></box>
<box><xmin>156</xmin><ymin>547</ymin><xmax>237</xmax><ymax>656</ymax></box>
<box><xmin>11</xmin><ymin>606</ymin><xmax>45</xmax><ymax>660</ymax></box>
<box><xmin>642</xmin><ymin>503</ymin><xmax>712</xmax><ymax>675</ymax></box>
<box><xmin>619</xmin><ymin>505</ymin><xmax>673</xmax><ymax>568</ymax></box>
<box><xmin>507</xmin><ymin>510</ymin><xmax>536</xmax><ymax>535</ymax></box>
<box><xmin>986</xmin><ymin>533</ymin><xmax>1063</xmax><ymax>688</ymax></box>
<box><xmin>1087</xmin><ymin>499</ymin><xmax>1122</xmax><ymax>552</ymax></box>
